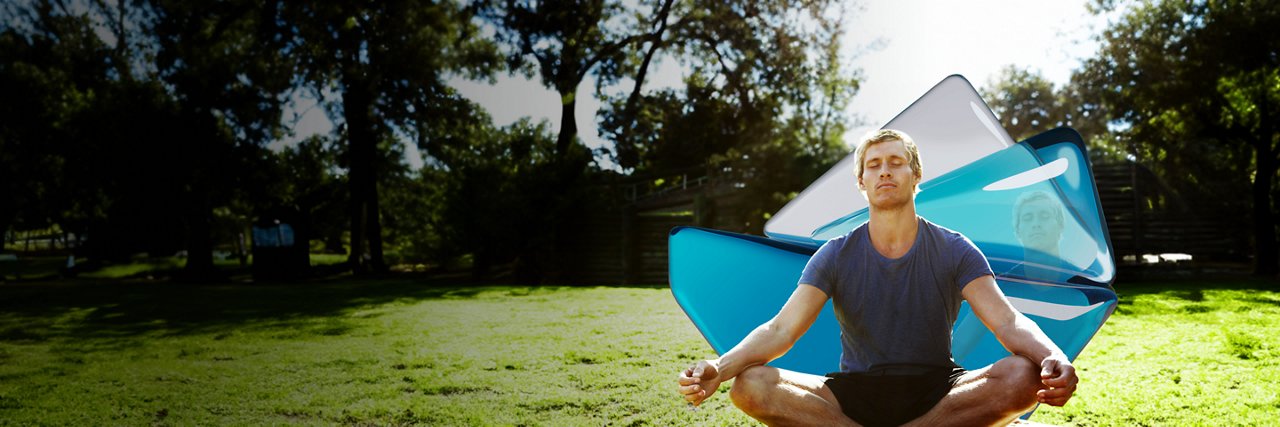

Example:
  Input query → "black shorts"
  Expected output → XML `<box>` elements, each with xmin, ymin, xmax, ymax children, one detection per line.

<box><xmin>824</xmin><ymin>365</ymin><xmax>967</xmax><ymax>427</ymax></box>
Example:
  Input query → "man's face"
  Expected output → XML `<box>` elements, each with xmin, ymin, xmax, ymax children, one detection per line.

<box><xmin>1016</xmin><ymin>199</ymin><xmax>1064</xmax><ymax>254</ymax></box>
<box><xmin>858</xmin><ymin>139</ymin><xmax>919</xmax><ymax>209</ymax></box>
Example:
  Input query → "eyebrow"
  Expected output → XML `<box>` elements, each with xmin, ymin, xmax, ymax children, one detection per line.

<box><xmin>866</xmin><ymin>154</ymin><xmax>906</xmax><ymax>163</ymax></box>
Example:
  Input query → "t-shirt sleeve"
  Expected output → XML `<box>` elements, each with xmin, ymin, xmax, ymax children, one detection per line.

<box><xmin>954</xmin><ymin>234</ymin><xmax>994</xmax><ymax>290</ymax></box>
<box><xmin>798</xmin><ymin>239</ymin><xmax>838</xmax><ymax>297</ymax></box>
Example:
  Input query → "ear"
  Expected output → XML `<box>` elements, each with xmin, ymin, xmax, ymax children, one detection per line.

<box><xmin>857</xmin><ymin>174</ymin><xmax>865</xmax><ymax>190</ymax></box>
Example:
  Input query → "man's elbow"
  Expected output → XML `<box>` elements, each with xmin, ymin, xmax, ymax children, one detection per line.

<box><xmin>992</xmin><ymin>313</ymin><xmax>1032</xmax><ymax>343</ymax></box>
<box><xmin>761</xmin><ymin>318</ymin><xmax>802</xmax><ymax>343</ymax></box>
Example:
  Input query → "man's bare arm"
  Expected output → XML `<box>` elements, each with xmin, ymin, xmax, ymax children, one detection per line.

<box><xmin>677</xmin><ymin>284</ymin><xmax>828</xmax><ymax>405</ymax></box>
<box><xmin>716</xmin><ymin>284</ymin><xmax>828</xmax><ymax>378</ymax></box>
<box><xmin>962</xmin><ymin>275</ymin><xmax>1078</xmax><ymax>406</ymax></box>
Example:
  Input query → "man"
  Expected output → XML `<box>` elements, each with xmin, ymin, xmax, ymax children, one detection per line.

<box><xmin>677</xmin><ymin>129</ymin><xmax>1078</xmax><ymax>426</ymax></box>
<box><xmin>1014</xmin><ymin>190</ymin><xmax>1065</xmax><ymax>259</ymax></box>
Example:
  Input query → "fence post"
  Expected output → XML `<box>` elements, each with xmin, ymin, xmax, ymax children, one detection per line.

<box><xmin>1129</xmin><ymin>154</ymin><xmax>1146</xmax><ymax>279</ymax></box>
<box><xmin>621</xmin><ymin>204</ymin><xmax>638</xmax><ymax>285</ymax></box>
<box><xmin>694</xmin><ymin>193</ymin><xmax>716</xmax><ymax>228</ymax></box>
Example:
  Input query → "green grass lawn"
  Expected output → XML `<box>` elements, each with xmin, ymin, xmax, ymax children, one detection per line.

<box><xmin>0</xmin><ymin>278</ymin><xmax>1277</xmax><ymax>426</ymax></box>
<box><xmin>1032</xmin><ymin>280</ymin><xmax>1280</xmax><ymax>426</ymax></box>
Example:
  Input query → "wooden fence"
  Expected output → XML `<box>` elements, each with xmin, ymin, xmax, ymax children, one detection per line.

<box><xmin>552</xmin><ymin>160</ymin><xmax>1251</xmax><ymax>285</ymax></box>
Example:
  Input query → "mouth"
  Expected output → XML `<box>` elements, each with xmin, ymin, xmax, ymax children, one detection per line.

<box><xmin>875</xmin><ymin>182</ymin><xmax>897</xmax><ymax>190</ymax></box>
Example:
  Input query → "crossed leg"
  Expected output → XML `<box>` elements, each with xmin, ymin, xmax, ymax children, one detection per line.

<box><xmin>730</xmin><ymin>355</ymin><xmax>1043</xmax><ymax>427</ymax></box>
<box><xmin>728</xmin><ymin>365</ymin><xmax>858</xmax><ymax>426</ymax></box>
<box><xmin>904</xmin><ymin>355</ymin><xmax>1043</xmax><ymax>426</ymax></box>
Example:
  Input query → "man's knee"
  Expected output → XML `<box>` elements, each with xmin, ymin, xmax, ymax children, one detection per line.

<box><xmin>988</xmin><ymin>356</ymin><xmax>1042</xmax><ymax>412</ymax></box>
<box><xmin>729</xmin><ymin>365</ymin><xmax>776</xmax><ymax>414</ymax></box>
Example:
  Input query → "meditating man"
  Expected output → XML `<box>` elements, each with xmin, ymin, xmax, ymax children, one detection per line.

<box><xmin>677</xmin><ymin>129</ymin><xmax>1078</xmax><ymax>426</ymax></box>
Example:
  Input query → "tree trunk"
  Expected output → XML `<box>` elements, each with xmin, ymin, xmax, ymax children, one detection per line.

<box><xmin>343</xmin><ymin>76</ymin><xmax>375</xmax><ymax>273</ymax></box>
<box><xmin>556</xmin><ymin>90</ymin><xmax>578</xmax><ymax>160</ymax></box>
<box><xmin>365</xmin><ymin>168</ymin><xmax>386</xmax><ymax>273</ymax></box>
<box><xmin>616</xmin><ymin>0</ymin><xmax>675</xmax><ymax>170</ymax></box>
<box><xmin>1252</xmin><ymin>140</ymin><xmax>1278</xmax><ymax>276</ymax></box>
<box><xmin>183</xmin><ymin>125</ymin><xmax>216</xmax><ymax>279</ymax></box>
<box><xmin>348</xmin><ymin>197</ymin><xmax>366</xmax><ymax>271</ymax></box>
<box><xmin>343</xmin><ymin>86</ymin><xmax>387</xmax><ymax>274</ymax></box>
<box><xmin>183</xmin><ymin>190</ymin><xmax>215</xmax><ymax>278</ymax></box>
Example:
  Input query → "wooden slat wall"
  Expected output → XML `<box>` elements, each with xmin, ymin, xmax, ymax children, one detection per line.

<box><xmin>1093</xmin><ymin>162</ymin><xmax>1248</xmax><ymax>264</ymax></box>
<box><xmin>554</xmin><ymin>160</ymin><xmax>1250</xmax><ymax>284</ymax></box>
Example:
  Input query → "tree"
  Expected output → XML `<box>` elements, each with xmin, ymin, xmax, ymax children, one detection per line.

<box><xmin>0</xmin><ymin>3</ymin><xmax>108</xmax><ymax>243</ymax></box>
<box><xmin>981</xmin><ymin>66</ymin><xmax>1119</xmax><ymax>158</ymax></box>
<box><xmin>280</xmin><ymin>0</ymin><xmax>498</xmax><ymax>274</ymax></box>
<box><xmin>981</xmin><ymin>66</ymin><xmax>1071</xmax><ymax>142</ymax></box>
<box><xmin>0</xmin><ymin>1</ymin><xmax>195</xmax><ymax>262</ymax></box>
<box><xmin>598</xmin><ymin>0</ymin><xmax>859</xmax><ymax>233</ymax></box>
<box><xmin>438</xmin><ymin>117</ymin><xmax>566</xmax><ymax>278</ymax></box>
<box><xmin>481</xmin><ymin>0</ymin><xmax>670</xmax><ymax>169</ymax></box>
<box><xmin>273</xmin><ymin>135</ymin><xmax>349</xmax><ymax>255</ymax></box>
<box><xmin>146</xmin><ymin>0</ymin><xmax>296</xmax><ymax>276</ymax></box>
<box><xmin>1077</xmin><ymin>0</ymin><xmax>1280</xmax><ymax>275</ymax></box>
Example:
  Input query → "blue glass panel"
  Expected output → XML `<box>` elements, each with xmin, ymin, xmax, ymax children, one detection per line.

<box><xmin>669</xmin><ymin>227</ymin><xmax>842</xmax><ymax>374</ymax></box>
<box><xmin>811</xmin><ymin>129</ymin><xmax>1114</xmax><ymax>286</ymax></box>
<box><xmin>766</xmin><ymin>75</ymin><xmax>1013</xmax><ymax>246</ymax></box>
<box><xmin>669</xmin><ymin>128</ymin><xmax>1117</xmax><ymax>378</ymax></box>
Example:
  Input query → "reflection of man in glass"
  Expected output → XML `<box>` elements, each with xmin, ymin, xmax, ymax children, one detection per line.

<box><xmin>1014</xmin><ymin>190</ymin><xmax>1064</xmax><ymax>261</ymax></box>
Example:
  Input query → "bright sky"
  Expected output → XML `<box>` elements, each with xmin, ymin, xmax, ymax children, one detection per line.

<box><xmin>842</xmin><ymin>1</ymin><xmax>1106</xmax><ymax>139</ymax></box>
<box><xmin>278</xmin><ymin>1</ymin><xmax>1112</xmax><ymax>169</ymax></box>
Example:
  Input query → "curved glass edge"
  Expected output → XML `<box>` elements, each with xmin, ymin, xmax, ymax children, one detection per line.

<box><xmin>952</xmin><ymin>279</ymin><xmax>1117</xmax><ymax>369</ymax></box>
<box><xmin>764</xmin><ymin>74</ymin><xmax>1012</xmax><ymax>243</ymax></box>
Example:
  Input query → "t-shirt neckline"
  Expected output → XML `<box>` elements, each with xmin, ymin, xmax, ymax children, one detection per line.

<box><xmin>864</xmin><ymin>216</ymin><xmax>924</xmax><ymax>263</ymax></box>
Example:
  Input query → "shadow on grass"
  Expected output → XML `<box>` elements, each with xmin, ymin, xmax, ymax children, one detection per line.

<box><xmin>1113</xmin><ymin>277</ymin><xmax>1280</xmax><ymax>306</ymax></box>
<box><xmin>0</xmin><ymin>275</ymin><xmax>569</xmax><ymax>343</ymax></box>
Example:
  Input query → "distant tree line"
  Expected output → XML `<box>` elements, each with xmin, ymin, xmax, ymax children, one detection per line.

<box><xmin>0</xmin><ymin>0</ymin><xmax>858</xmax><ymax>280</ymax></box>
<box><xmin>8</xmin><ymin>0</ymin><xmax>1274</xmax><ymax>279</ymax></box>
<box><xmin>981</xmin><ymin>0</ymin><xmax>1280</xmax><ymax>276</ymax></box>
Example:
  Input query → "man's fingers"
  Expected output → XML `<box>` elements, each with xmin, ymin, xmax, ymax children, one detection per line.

<box><xmin>1042</xmin><ymin>367</ymin><xmax>1076</xmax><ymax>388</ymax></box>
<box><xmin>1037</xmin><ymin>385</ymin><xmax>1075</xmax><ymax>406</ymax></box>
<box><xmin>1040</xmin><ymin>359</ymin><xmax>1058</xmax><ymax>378</ymax></box>
<box><xmin>678</xmin><ymin>383</ymin><xmax>701</xmax><ymax>396</ymax></box>
<box><xmin>1036</xmin><ymin>359</ymin><xmax>1076</xmax><ymax>407</ymax></box>
<box><xmin>1040</xmin><ymin>394</ymin><xmax>1072</xmax><ymax>407</ymax></box>
<box><xmin>1037</xmin><ymin>386</ymin><xmax>1074</xmax><ymax>399</ymax></box>
<box><xmin>1043</xmin><ymin>374</ymin><xmax>1075</xmax><ymax>388</ymax></box>
<box><xmin>678</xmin><ymin>360</ymin><xmax>717</xmax><ymax>406</ymax></box>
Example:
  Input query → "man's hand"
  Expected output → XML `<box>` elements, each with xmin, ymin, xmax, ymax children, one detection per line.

<box><xmin>677</xmin><ymin>359</ymin><xmax>723</xmax><ymax>407</ymax></box>
<box><xmin>1037</xmin><ymin>356</ymin><xmax>1078</xmax><ymax>406</ymax></box>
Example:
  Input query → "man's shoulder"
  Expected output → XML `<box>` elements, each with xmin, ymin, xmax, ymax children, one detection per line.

<box><xmin>809</xmin><ymin>225</ymin><xmax>869</xmax><ymax>269</ymax></box>
<box><xmin>920</xmin><ymin>217</ymin><xmax>976</xmax><ymax>245</ymax></box>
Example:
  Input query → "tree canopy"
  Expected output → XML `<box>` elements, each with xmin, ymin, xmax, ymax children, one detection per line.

<box><xmin>45</xmin><ymin>1</ymin><xmax>1280</xmax><ymax>281</ymax></box>
<box><xmin>1075</xmin><ymin>0</ymin><xmax>1280</xmax><ymax>275</ymax></box>
<box><xmin>278</xmin><ymin>0</ymin><xmax>500</xmax><ymax>273</ymax></box>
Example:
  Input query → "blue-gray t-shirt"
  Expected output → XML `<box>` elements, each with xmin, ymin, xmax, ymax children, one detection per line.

<box><xmin>799</xmin><ymin>217</ymin><xmax>993</xmax><ymax>373</ymax></box>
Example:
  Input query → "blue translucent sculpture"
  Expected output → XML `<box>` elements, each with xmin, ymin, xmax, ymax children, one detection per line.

<box><xmin>669</xmin><ymin>76</ymin><xmax>1118</xmax><ymax>377</ymax></box>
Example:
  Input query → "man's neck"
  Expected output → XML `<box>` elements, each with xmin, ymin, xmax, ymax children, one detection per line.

<box><xmin>867</xmin><ymin>205</ymin><xmax>919</xmax><ymax>259</ymax></box>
